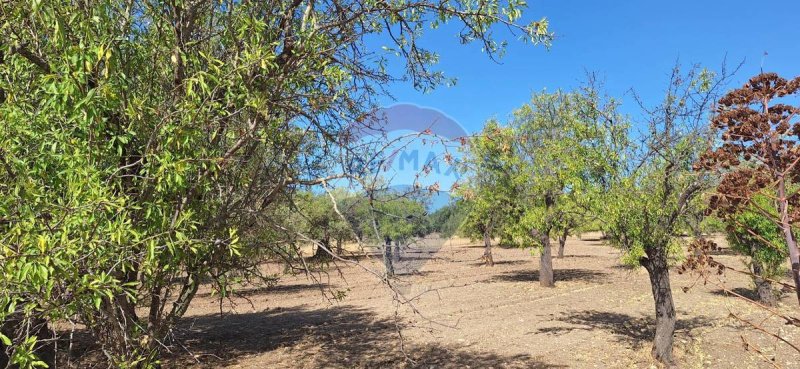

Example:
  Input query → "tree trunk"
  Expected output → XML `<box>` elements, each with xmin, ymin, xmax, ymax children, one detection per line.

<box><xmin>335</xmin><ymin>239</ymin><xmax>343</xmax><ymax>256</ymax></box>
<box><xmin>483</xmin><ymin>229</ymin><xmax>494</xmax><ymax>266</ymax></box>
<box><xmin>557</xmin><ymin>228</ymin><xmax>568</xmax><ymax>258</ymax></box>
<box><xmin>641</xmin><ymin>248</ymin><xmax>676</xmax><ymax>367</ymax></box>
<box><xmin>539</xmin><ymin>232</ymin><xmax>554</xmax><ymax>287</ymax></box>
<box><xmin>752</xmin><ymin>258</ymin><xmax>777</xmax><ymax>307</ymax></box>
<box><xmin>393</xmin><ymin>240</ymin><xmax>401</xmax><ymax>262</ymax></box>
<box><xmin>313</xmin><ymin>238</ymin><xmax>331</xmax><ymax>259</ymax></box>
<box><xmin>383</xmin><ymin>237</ymin><xmax>394</xmax><ymax>277</ymax></box>
<box><xmin>777</xmin><ymin>179</ymin><xmax>800</xmax><ymax>305</ymax></box>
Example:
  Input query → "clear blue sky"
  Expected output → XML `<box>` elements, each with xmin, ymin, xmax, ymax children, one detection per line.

<box><xmin>380</xmin><ymin>0</ymin><xmax>800</xmax><ymax>133</ymax></box>
<box><xmin>370</xmin><ymin>0</ymin><xmax>800</xmax><ymax>208</ymax></box>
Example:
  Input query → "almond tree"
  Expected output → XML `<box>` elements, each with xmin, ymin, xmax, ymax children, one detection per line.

<box><xmin>0</xmin><ymin>0</ymin><xmax>551</xmax><ymax>366</ymax></box>
<box><xmin>696</xmin><ymin>73</ymin><xmax>800</xmax><ymax>304</ymax></box>
<box><xmin>459</xmin><ymin>121</ymin><xmax>521</xmax><ymax>266</ymax></box>
<box><xmin>604</xmin><ymin>65</ymin><xmax>731</xmax><ymax>366</ymax></box>
<box><xmin>510</xmin><ymin>88</ymin><xmax>626</xmax><ymax>287</ymax></box>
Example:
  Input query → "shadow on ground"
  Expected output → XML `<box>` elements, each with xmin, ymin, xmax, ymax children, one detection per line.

<box><xmin>169</xmin><ymin>306</ymin><xmax>564</xmax><ymax>368</ymax></box>
<box><xmin>469</xmin><ymin>260</ymin><xmax>529</xmax><ymax>267</ymax></box>
<box><xmin>487</xmin><ymin>268</ymin><xmax>609</xmax><ymax>284</ymax></box>
<box><xmin>535</xmin><ymin>310</ymin><xmax>712</xmax><ymax>349</ymax></box>
<box><xmin>195</xmin><ymin>283</ymin><xmax>330</xmax><ymax>299</ymax></box>
<box><xmin>711</xmin><ymin>287</ymin><xmax>759</xmax><ymax>301</ymax></box>
<box><xmin>395</xmin><ymin>269</ymin><xmax>438</xmax><ymax>277</ymax></box>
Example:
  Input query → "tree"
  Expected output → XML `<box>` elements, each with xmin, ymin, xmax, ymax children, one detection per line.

<box><xmin>0</xmin><ymin>0</ymin><xmax>552</xmax><ymax>366</ymax></box>
<box><xmin>366</xmin><ymin>194</ymin><xmax>429</xmax><ymax>276</ymax></box>
<box><xmin>429</xmin><ymin>200</ymin><xmax>469</xmax><ymax>238</ymax></box>
<box><xmin>696</xmin><ymin>73</ymin><xmax>800</xmax><ymax>304</ymax></box>
<box><xmin>509</xmin><ymin>88</ymin><xmax>626</xmax><ymax>287</ymax></box>
<box><xmin>725</xmin><ymin>196</ymin><xmax>788</xmax><ymax>306</ymax></box>
<box><xmin>295</xmin><ymin>191</ymin><xmax>356</xmax><ymax>258</ymax></box>
<box><xmin>554</xmin><ymin>212</ymin><xmax>579</xmax><ymax>258</ymax></box>
<box><xmin>604</xmin><ymin>65</ymin><xmax>729</xmax><ymax>366</ymax></box>
<box><xmin>459</xmin><ymin>121</ymin><xmax>522</xmax><ymax>266</ymax></box>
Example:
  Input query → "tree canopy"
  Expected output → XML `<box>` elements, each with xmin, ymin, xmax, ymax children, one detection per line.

<box><xmin>0</xmin><ymin>0</ymin><xmax>550</xmax><ymax>366</ymax></box>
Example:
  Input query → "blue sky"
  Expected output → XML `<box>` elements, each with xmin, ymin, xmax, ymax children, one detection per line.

<box><xmin>380</xmin><ymin>0</ymin><xmax>800</xmax><ymax>132</ymax></box>
<box><xmin>368</xmin><ymin>0</ymin><xmax>800</xmax><ymax>207</ymax></box>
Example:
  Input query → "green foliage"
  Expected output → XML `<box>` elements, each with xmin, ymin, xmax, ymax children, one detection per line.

<box><xmin>294</xmin><ymin>191</ymin><xmax>355</xmax><ymax>251</ymax></box>
<box><xmin>369</xmin><ymin>194</ymin><xmax>429</xmax><ymax>242</ymax></box>
<box><xmin>726</xmin><ymin>198</ymin><xmax>787</xmax><ymax>279</ymax></box>
<box><xmin>699</xmin><ymin>215</ymin><xmax>726</xmax><ymax>234</ymax></box>
<box><xmin>0</xmin><ymin>0</ymin><xmax>548</xmax><ymax>366</ymax></box>
<box><xmin>602</xmin><ymin>65</ymin><xmax>726</xmax><ymax>267</ymax></box>
<box><xmin>503</xmin><ymin>88</ymin><xmax>627</xmax><ymax>247</ymax></box>
<box><xmin>458</xmin><ymin>121</ymin><xmax>522</xmax><ymax>244</ymax></box>
<box><xmin>429</xmin><ymin>201</ymin><xmax>469</xmax><ymax>238</ymax></box>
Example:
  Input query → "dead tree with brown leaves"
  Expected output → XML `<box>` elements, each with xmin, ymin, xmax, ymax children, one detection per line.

<box><xmin>696</xmin><ymin>72</ymin><xmax>800</xmax><ymax>305</ymax></box>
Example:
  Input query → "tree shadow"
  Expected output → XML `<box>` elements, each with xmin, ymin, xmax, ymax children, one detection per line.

<box><xmin>610</xmin><ymin>264</ymin><xmax>639</xmax><ymax>270</ymax></box>
<box><xmin>468</xmin><ymin>260</ymin><xmax>528</xmax><ymax>267</ymax></box>
<box><xmin>486</xmin><ymin>268</ymin><xmax>609</xmax><ymax>283</ymax></box>
<box><xmin>463</xmin><ymin>244</ymin><xmax>489</xmax><ymax>249</ymax></box>
<box><xmin>711</xmin><ymin>287</ymin><xmax>758</xmax><ymax>301</ymax></box>
<box><xmin>194</xmin><ymin>283</ymin><xmax>330</xmax><ymax>299</ymax></box>
<box><xmin>169</xmin><ymin>305</ymin><xmax>565</xmax><ymax>368</ymax></box>
<box><xmin>395</xmin><ymin>269</ymin><xmax>438</xmax><ymax>277</ymax></box>
<box><xmin>535</xmin><ymin>310</ymin><xmax>712</xmax><ymax>349</ymax></box>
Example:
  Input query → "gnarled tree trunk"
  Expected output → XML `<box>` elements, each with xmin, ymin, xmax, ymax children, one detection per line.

<box><xmin>312</xmin><ymin>238</ymin><xmax>332</xmax><ymax>260</ymax></box>
<box><xmin>383</xmin><ymin>236</ymin><xmax>394</xmax><ymax>277</ymax></box>
<box><xmin>557</xmin><ymin>228</ymin><xmax>568</xmax><ymax>258</ymax></box>
<box><xmin>641</xmin><ymin>247</ymin><xmax>676</xmax><ymax>367</ymax></box>
<box><xmin>483</xmin><ymin>228</ymin><xmax>494</xmax><ymax>266</ymax></box>
<box><xmin>393</xmin><ymin>240</ymin><xmax>401</xmax><ymax>262</ymax></box>
<box><xmin>752</xmin><ymin>259</ymin><xmax>777</xmax><ymax>307</ymax></box>
<box><xmin>748</xmin><ymin>242</ymin><xmax>777</xmax><ymax>306</ymax></box>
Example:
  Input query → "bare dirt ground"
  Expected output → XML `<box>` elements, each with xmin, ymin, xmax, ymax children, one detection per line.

<box><xmin>162</xmin><ymin>234</ymin><xmax>800</xmax><ymax>368</ymax></box>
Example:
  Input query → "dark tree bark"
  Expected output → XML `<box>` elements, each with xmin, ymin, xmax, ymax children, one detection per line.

<box><xmin>393</xmin><ymin>240</ymin><xmax>401</xmax><ymax>262</ymax></box>
<box><xmin>749</xmin><ymin>243</ymin><xmax>777</xmax><ymax>306</ymax></box>
<box><xmin>383</xmin><ymin>236</ymin><xmax>394</xmax><ymax>276</ymax></box>
<box><xmin>335</xmin><ymin>239</ymin><xmax>343</xmax><ymax>256</ymax></box>
<box><xmin>641</xmin><ymin>247</ymin><xmax>676</xmax><ymax>367</ymax></box>
<box><xmin>557</xmin><ymin>228</ymin><xmax>568</xmax><ymax>258</ymax></box>
<box><xmin>539</xmin><ymin>232</ymin><xmax>554</xmax><ymax>287</ymax></box>
<box><xmin>483</xmin><ymin>228</ymin><xmax>494</xmax><ymax>266</ymax></box>
<box><xmin>753</xmin><ymin>260</ymin><xmax>777</xmax><ymax>307</ymax></box>
<box><xmin>312</xmin><ymin>238</ymin><xmax>331</xmax><ymax>259</ymax></box>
